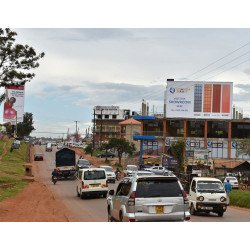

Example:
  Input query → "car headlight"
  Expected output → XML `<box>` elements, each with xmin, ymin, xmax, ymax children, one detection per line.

<box><xmin>199</xmin><ymin>196</ymin><xmax>204</xmax><ymax>201</ymax></box>
<box><xmin>220</xmin><ymin>197</ymin><xmax>226</xmax><ymax>202</ymax></box>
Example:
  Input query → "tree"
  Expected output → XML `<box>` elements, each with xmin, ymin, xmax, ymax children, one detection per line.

<box><xmin>85</xmin><ymin>144</ymin><xmax>93</xmax><ymax>156</ymax></box>
<box><xmin>171</xmin><ymin>139</ymin><xmax>185</xmax><ymax>172</ymax></box>
<box><xmin>17</xmin><ymin>112</ymin><xmax>35</xmax><ymax>137</ymax></box>
<box><xmin>100</xmin><ymin>142</ymin><xmax>112</xmax><ymax>162</ymax></box>
<box><xmin>0</xmin><ymin>28</ymin><xmax>45</xmax><ymax>87</ymax></box>
<box><xmin>108</xmin><ymin>138</ymin><xmax>136</xmax><ymax>166</ymax></box>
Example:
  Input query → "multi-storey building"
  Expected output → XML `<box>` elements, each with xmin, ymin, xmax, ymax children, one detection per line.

<box><xmin>93</xmin><ymin>106</ymin><xmax>130</xmax><ymax>142</ymax></box>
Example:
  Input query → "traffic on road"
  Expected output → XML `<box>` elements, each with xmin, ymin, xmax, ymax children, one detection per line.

<box><xmin>33</xmin><ymin>143</ymin><xmax>250</xmax><ymax>222</ymax></box>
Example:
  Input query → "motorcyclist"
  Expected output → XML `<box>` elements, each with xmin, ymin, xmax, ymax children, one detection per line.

<box><xmin>115</xmin><ymin>168</ymin><xmax>121</xmax><ymax>174</ymax></box>
<box><xmin>52</xmin><ymin>168</ymin><xmax>59</xmax><ymax>181</ymax></box>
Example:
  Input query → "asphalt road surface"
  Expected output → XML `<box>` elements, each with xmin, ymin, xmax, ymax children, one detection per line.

<box><xmin>34</xmin><ymin>145</ymin><xmax>250</xmax><ymax>222</ymax></box>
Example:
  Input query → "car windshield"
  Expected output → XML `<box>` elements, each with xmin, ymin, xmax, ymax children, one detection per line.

<box><xmin>84</xmin><ymin>170</ymin><xmax>106</xmax><ymax>180</ymax></box>
<box><xmin>78</xmin><ymin>159</ymin><xmax>90</xmax><ymax>165</ymax></box>
<box><xmin>127</xmin><ymin>166</ymin><xmax>137</xmax><ymax>171</ymax></box>
<box><xmin>197</xmin><ymin>181</ymin><xmax>225</xmax><ymax>193</ymax></box>
<box><xmin>101</xmin><ymin>167</ymin><xmax>113</xmax><ymax>172</ymax></box>
<box><xmin>227</xmin><ymin>177</ymin><xmax>237</xmax><ymax>181</ymax></box>
<box><xmin>136</xmin><ymin>179</ymin><xmax>182</xmax><ymax>198</ymax></box>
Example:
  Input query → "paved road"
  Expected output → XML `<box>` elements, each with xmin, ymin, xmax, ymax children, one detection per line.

<box><xmin>34</xmin><ymin>145</ymin><xmax>119</xmax><ymax>222</ymax></box>
<box><xmin>34</xmin><ymin>145</ymin><xmax>250</xmax><ymax>222</ymax></box>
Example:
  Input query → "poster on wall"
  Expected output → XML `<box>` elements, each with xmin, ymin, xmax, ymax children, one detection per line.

<box><xmin>166</xmin><ymin>81</ymin><xmax>233</xmax><ymax>119</ymax></box>
<box><xmin>3</xmin><ymin>86</ymin><xmax>25</xmax><ymax>122</ymax></box>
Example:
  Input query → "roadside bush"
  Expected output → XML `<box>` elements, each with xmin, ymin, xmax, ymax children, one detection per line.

<box><xmin>230</xmin><ymin>190</ymin><xmax>250</xmax><ymax>209</ymax></box>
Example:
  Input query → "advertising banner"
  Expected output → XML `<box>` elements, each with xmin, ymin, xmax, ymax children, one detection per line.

<box><xmin>162</xmin><ymin>157</ymin><xmax>178</xmax><ymax>167</ymax></box>
<box><xmin>166</xmin><ymin>81</ymin><xmax>233</xmax><ymax>119</ymax></box>
<box><xmin>3</xmin><ymin>86</ymin><xmax>25</xmax><ymax>122</ymax></box>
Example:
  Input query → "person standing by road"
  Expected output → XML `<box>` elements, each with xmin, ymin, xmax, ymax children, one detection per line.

<box><xmin>224</xmin><ymin>179</ymin><xmax>232</xmax><ymax>205</ymax></box>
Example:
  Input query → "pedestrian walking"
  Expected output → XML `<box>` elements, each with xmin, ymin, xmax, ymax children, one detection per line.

<box><xmin>224</xmin><ymin>179</ymin><xmax>232</xmax><ymax>205</ymax></box>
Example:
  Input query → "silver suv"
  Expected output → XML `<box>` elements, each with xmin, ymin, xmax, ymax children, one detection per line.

<box><xmin>107</xmin><ymin>175</ymin><xmax>190</xmax><ymax>222</ymax></box>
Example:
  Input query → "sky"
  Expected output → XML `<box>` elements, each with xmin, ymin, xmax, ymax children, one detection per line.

<box><xmin>1</xmin><ymin>28</ymin><xmax>250</xmax><ymax>138</ymax></box>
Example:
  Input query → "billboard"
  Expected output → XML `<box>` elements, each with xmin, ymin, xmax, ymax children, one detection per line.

<box><xmin>3</xmin><ymin>86</ymin><xmax>25</xmax><ymax>122</ymax></box>
<box><xmin>95</xmin><ymin>106</ymin><xmax>119</xmax><ymax>115</ymax></box>
<box><xmin>166</xmin><ymin>81</ymin><xmax>233</xmax><ymax>119</ymax></box>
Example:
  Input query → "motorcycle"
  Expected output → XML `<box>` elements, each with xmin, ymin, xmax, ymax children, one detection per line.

<box><xmin>116</xmin><ymin>171</ymin><xmax>121</xmax><ymax>181</ymax></box>
<box><xmin>52</xmin><ymin>176</ymin><xmax>57</xmax><ymax>184</ymax></box>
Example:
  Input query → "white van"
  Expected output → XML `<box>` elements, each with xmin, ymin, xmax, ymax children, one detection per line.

<box><xmin>46</xmin><ymin>143</ymin><xmax>52</xmax><ymax>152</ymax></box>
<box><xmin>76</xmin><ymin>168</ymin><xmax>108</xmax><ymax>199</ymax></box>
<box><xmin>188</xmin><ymin>177</ymin><xmax>227</xmax><ymax>217</ymax></box>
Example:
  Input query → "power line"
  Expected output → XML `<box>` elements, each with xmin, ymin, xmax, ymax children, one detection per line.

<box><xmin>185</xmin><ymin>41</ymin><xmax>250</xmax><ymax>79</ymax></box>
<box><xmin>192</xmin><ymin>51</ymin><xmax>250</xmax><ymax>80</ymax></box>
<box><xmin>206</xmin><ymin>58</ymin><xmax>250</xmax><ymax>80</ymax></box>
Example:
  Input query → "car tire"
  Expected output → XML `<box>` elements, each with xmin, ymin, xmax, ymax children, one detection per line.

<box><xmin>77</xmin><ymin>187</ymin><xmax>80</xmax><ymax>197</ymax></box>
<box><xmin>190</xmin><ymin>204</ymin><xmax>196</xmax><ymax>215</ymax></box>
<box><xmin>119</xmin><ymin>211</ymin><xmax>123</xmax><ymax>222</ymax></box>
<box><xmin>81</xmin><ymin>192</ymin><xmax>85</xmax><ymax>199</ymax></box>
<box><xmin>218</xmin><ymin>212</ymin><xmax>224</xmax><ymax>217</ymax></box>
<box><xmin>103</xmin><ymin>193</ymin><xmax>107</xmax><ymax>198</ymax></box>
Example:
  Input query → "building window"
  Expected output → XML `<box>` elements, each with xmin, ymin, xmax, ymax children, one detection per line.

<box><xmin>97</xmin><ymin>115</ymin><xmax>102</xmax><ymax>119</ymax></box>
<box><xmin>105</xmin><ymin>115</ymin><xmax>109</xmax><ymax>119</ymax></box>
<box><xmin>122</xmin><ymin>126</ymin><xmax>126</xmax><ymax>133</ymax></box>
<box><xmin>112</xmin><ymin>115</ymin><xmax>117</xmax><ymax>119</ymax></box>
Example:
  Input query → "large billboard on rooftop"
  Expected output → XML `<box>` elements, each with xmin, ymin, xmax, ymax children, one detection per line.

<box><xmin>166</xmin><ymin>81</ymin><xmax>233</xmax><ymax>119</ymax></box>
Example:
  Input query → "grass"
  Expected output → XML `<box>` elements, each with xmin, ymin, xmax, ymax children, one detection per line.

<box><xmin>92</xmin><ymin>150</ymin><xmax>103</xmax><ymax>157</ymax></box>
<box><xmin>2</xmin><ymin>140</ymin><xmax>28</xmax><ymax>164</ymax></box>
<box><xmin>0</xmin><ymin>139</ymin><xmax>30</xmax><ymax>202</ymax></box>
<box><xmin>230</xmin><ymin>190</ymin><xmax>250</xmax><ymax>209</ymax></box>
<box><xmin>0</xmin><ymin>163</ymin><xmax>25</xmax><ymax>176</ymax></box>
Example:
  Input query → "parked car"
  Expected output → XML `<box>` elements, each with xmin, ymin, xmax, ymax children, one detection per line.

<box><xmin>123</xmin><ymin>165</ymin><xmax>138</xmax><ymax>177</ymax></box>
<box><xmin>76</xmin><ymin>168</ymin><xmax>108</xmax><ymax>199</ymax></box>
<box><xmin>98</xmin><ymin>151</ymin><xmax>115</xmax><ymax>158</ymax></box>
<box><xmin>76</xmin><ymin>159</ymin><xmax>91</xmax><ymax>171</ymax></box>
<box><xmin>189</xmin><ymin>177</ymin><xmax>228</xmax><ymax>217</ymax></box>
<box><xmin>145</xmin><ymin>165</ymin><xmax>165</xmax><ymax>175</ymax></box>
<box><xmin>107</xmin><ymin>175</ymin><xmax>190</xmax><ymax>222</ymax></box>
<box><xmin>99</xmin><ymin>165</ymin><xmax>116</xmax><ymax>183</ymax></box>
<box><xmin>34</xmin><ymin>153</ymin><xmax>44</xmax><ymax>161</ymax></box>
<box><xmin>223</xmin><ymin>177</ymin><xmax>239</xmax><ymax>189</ymax></box>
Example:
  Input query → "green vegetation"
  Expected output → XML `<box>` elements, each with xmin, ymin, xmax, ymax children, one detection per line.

<box><xmin>0</xmin><ymin>175</ymin><xmax>28</xmax><ymax>202</ymax></box>
<box><xmin>230</xmin><ymin>190</ymin><xmax>250</xmax><ymax>209</ymax></box>
<box><xmin>93</xmin><ymin>150</ymin><xmax>103</xmax><ymax>157</ymax></box>
<box><xmin>0</xmin><ymin>139</ymin><xmax>29</xmax><ymax>202</ymax></box>
<box><xmin>171</xmin><ymin>139</ymin><xmax>185</xmax><ymax>172</ymax></box>
<box><xmin>2</xmin><ymin>140</ymin><xmax>28</xmax><ymax>164</ymax></box>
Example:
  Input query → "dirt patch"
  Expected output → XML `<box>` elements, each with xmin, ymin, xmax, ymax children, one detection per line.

<box><xmin>0</xmin><ymin>181</ymin><xmax>77</xmax><ymax>222</ymax></box>
<box><xmin>0</xmin><ymin>146</ymin><xmax>77</xmax><ymax>222</ymax></box>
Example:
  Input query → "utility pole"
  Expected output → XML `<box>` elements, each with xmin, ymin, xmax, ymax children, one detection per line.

<box><xmin>100</xmin><ymin>109</ymin><xmax>103</xmax><ymax>146</ymax></box>
<box><xmin>74</xmin><ymin>120</ymin><xmax>80</xmax><ymax>142</ymax></box>
<box><xmin>93</xmin><ymin>109</ymin><xmax>96</xmax><ymax>151</ymax></box>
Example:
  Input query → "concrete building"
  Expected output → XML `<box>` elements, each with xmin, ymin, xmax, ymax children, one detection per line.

<box><xmin>119</xmin><ymin>117</ymin><xmax>141</xmax><ymax>151</ymax></box>
<box><xmin>93</xmin><ymin>106</ymin><xmax>130</xmax><ymax>142</ymax></box>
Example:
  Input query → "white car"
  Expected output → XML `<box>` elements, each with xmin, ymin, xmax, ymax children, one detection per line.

<box><xmin>223</xmin><ymin>177</ymin><xmax>239</xmax><ymax>189</ymax></box>
<box><xmin>189</xmin><ymin>177</ymin><xmax>227</xmax><ymax>217</ymax></box>
<box><xmin>76</xmin><ymin>168</ymin><xmax>108</xmax><ymax>199</ymax></box>
<box><xmin>123</xmin><ymin>165</ymin><xmax>138</xmax><ymax>177</ymax></box>
<box><xmin>98</xmin><ymin>165</ymin><xmax>116</xmax><ymax>183</ymax></box>
<box><xmin>145</xmin><ymin>166</ymin><xmax>165</xmax><ymax>175</ymax></box>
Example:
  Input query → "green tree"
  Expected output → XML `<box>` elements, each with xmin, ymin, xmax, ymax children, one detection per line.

<box><xmin>16</xmin><ymin>112</ymin><xmax>35</xmax><ymax>137</ymax></box>
<box><xmin>108</xmin><ymin>138</ymin><xmax>136</xmax><ymax>166</ymax></box>
<box><xmin>171</xmin><ymin>139</ymin><xmax>185</xmax><ymax>172</ymax></box>
<box><xmin>0</xmin><ymin>28</ymin><xmax>45</xmax><ymax>87</ymax></box>
<box><xmin>85</xmin><ymin>144</ymin><xmax>93</xmax><ymax>156</ymax></box>
<box><xmin>100</xmin><ymin>142</ymin><xmax>112</xmax><ymax>162</ymax></box>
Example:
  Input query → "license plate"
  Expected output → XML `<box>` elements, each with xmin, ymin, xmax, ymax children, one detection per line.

<box><xmin>64</xmin><ymin>167</ymin><xmax>69</xmax><ymax>169</ymax></box>
<box><xmin>156</xmin><ymin>205</ymin><xmax>164</xmax><ymax>214</ymax></box>
<box><xmin>91</xmin><ymin>184</ymin><xmax>99</xmax><ymax>187</ymax></box>
<box><xmin>202</xmin><ymin>207</ymin><xmax>213</xmax><ymax>210</ymax></box>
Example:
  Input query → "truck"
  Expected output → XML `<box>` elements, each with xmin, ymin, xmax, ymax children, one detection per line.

<box><xmin>55</xmin><ymin>148</ymin><xmax>76</xmax><ymax>179</ymax></box>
